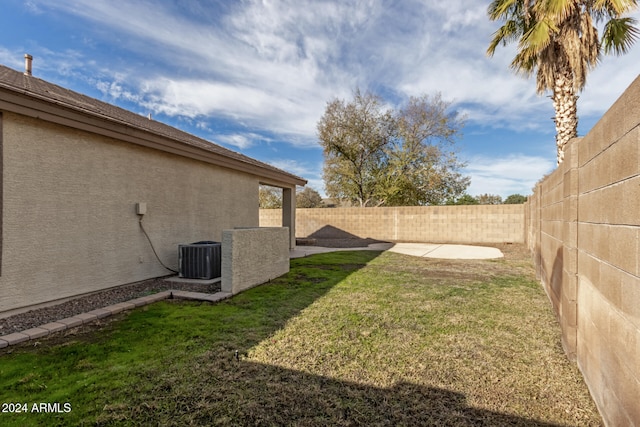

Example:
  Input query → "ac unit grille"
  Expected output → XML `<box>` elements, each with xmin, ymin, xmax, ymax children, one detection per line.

<box><xmin>178</xmin><ymin>242</ymin><xmax>221</xmax><ymax>280</ymax></box>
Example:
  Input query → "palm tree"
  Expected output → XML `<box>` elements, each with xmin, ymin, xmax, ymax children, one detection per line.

<box><xmin>487</xmin><ymin>0</ymin><xmax>638</xmax><ymax>164</ymax></box>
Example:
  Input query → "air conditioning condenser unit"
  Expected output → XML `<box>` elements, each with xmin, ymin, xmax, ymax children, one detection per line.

<box><xmin>178</xmin><ymin>241</ymin><xmax>221</xmax><ymax>280</ymax></box>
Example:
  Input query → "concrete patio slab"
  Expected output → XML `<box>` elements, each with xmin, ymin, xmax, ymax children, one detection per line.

<box><xmin>389</xmin><ymin>243</ymin><xmax>504</xmax><ymax>260</ymax></box>
<box><xmin>291</xmin><ymin>242</ymin><xmax>503</xmax><ymax>260</ymax></box>
<box><xmin>385</xmin><ymin>243</ymin><xmax>442</xmax><ymax>257</ymax></box>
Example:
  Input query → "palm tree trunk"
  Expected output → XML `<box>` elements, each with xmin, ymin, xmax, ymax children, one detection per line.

<box><xmin>552</xmin><ymin>67</ymin><xmax>578</xmax><ymax>164</ymax></box>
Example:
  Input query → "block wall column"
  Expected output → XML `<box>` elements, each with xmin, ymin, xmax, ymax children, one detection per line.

<box><xmin>531</xmin><ymin>186</ymin><xmax>542</xmax><ymax>280</ymax></box>
<box><xmin>561</xmin><ymin>138</ymin><xmax>580</xmax><ymax>360</ymax></box>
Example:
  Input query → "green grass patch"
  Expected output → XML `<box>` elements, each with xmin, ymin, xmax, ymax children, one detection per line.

<box><xmin>0</xmin><ymin>248</ymin><xmax>600</xmax><ymax>426</ymax></box>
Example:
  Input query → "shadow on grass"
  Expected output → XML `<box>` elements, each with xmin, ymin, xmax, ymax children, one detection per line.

<box><xmin>134</xmin><ymin>358</ymin><xmax>563</xmax><ymax>426</ymax></box>
<box><xmin>0</xmin><ymin>251</ymin><xmax>561</xmax><ymax>426</ymax></box>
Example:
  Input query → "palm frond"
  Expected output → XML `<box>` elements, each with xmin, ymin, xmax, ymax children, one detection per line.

<box><xmin>487</xmin><ymin>20</ymin><xmax>523</xmax><ymax>55</ymax></box>
<box><xmin>594</xmin><ymin>0</ymin><xmax>638</xmax><ymax>15</ymax></box>
<box><xmin>536</xmin><ymin>0</ymin><xmax>576</xmax><ymax>21</ymax></box>
<box><xmin>602</xmin><ymin>16</ymin><xmax>640</xmax><ymax>54</ymax></box>
<box><xmin>510</xmin><ymin>48</ymin><xmax>538</xmax><ymax>74</ymax></box>
<box><xmin>520</xmin><ymin>18</ymin><xmax>557</xmax><ymax>51</ymax></box>
<box><xmin>488</xmin><ymin>0</ymin><xmax>520</xmax><ymax>20</ymax></box>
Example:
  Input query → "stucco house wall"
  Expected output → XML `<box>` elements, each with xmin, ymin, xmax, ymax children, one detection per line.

<box><xmin>1</xmin><ymin>112</ymin><xmax>258</xmax><ymax>314</ymax></box>
<box><xmin>0</xmin><ymin>61</ymin><xmax>305</xmax><ymax>317</ymax></box>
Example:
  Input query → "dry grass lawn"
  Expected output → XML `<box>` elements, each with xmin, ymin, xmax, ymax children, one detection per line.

<box><xmin>0</xmin><ymin>244</ymin><xmax>601</xmax><ymax>426</ymax></box>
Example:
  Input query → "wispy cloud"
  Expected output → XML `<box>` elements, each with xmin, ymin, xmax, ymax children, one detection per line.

<box><xmin>265</xmin><ymin>158</ymin><xmax>314</xmax><ymax>179</ymax></box>
<box><xmin>24</xmin><ymin>1</ymin><xmax>44</xmax><ymax>14</ymax></box>
<box><xmin>0</xmin><ymin>47</ymin><xmax>22</xmax><ymax>69</ymax></box>
<box><xmin>465</xmin><ymin>154</ymin><xmax>555</xmax><ymax>198</ymax></box>
<box><xmin>27</xmin><ymin>0</ymin><xmax>355</xmax><ymax>144</ymax></box>
<box><xmin>95</xmin><ymin>78</ymin><xmax>143</xmax><ymax>104</ymax></box>
<box><xmin>264</xmin><ymin>158</ymin><xmax>326</xmax><ymax>194</ymax></box>
<box><xmin>213</xmin><ymin>133</ymin><xmax>266</xmax><ymax>150</ymax></box>
<box><xmin>23</xmin><ymin>0</ymin><xmax>640</xmax><ymax>146</ymax></box>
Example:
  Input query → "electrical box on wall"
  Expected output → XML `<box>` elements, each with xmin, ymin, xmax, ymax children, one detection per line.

<box><xmin>136</xmin><ymin>202</ymin><xmax>147</xmax><ymax>215</ymax></box>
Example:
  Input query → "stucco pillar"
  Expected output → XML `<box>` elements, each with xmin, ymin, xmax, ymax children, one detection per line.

<box><xmin>282</xmin><ymin>187</ymin><xmax>296</xmax><ymax>249</ymax></box>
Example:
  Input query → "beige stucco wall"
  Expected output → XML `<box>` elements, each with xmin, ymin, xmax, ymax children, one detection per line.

<box><xmin>526</xmin><ymin>75</ymin><xmax>640</xmax><ymax>426</ymax></box>
<box><xmin>1</xmin><ymin>112</ymin><xmax>259</xmax><ymax>315</ymax></box>
<box><xmin>221</xmin><ymin>227</ymin><xmax>289</xmax><ymax>295</ymax></box>
<box><xmin>261</xmin><ymin>205</ymin><xmax>525</xmax><ymax>244</ymax></box>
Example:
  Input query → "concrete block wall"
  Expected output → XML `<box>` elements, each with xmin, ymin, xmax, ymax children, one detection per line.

<box><xmin>526</xmin><ymin>75</ymin><xmax>640</xmax><ymax>426</ymax></box>
<box><xmin>261</xmin><ymin>204</ymin><xmax>525</xmax><ymax>244</ymax></box>
<box><xmin>221</xmin><ymin>227</ymin><xmax>289</xmax><ymax>295</ymax></box>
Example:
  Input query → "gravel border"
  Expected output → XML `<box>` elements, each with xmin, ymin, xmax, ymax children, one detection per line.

<box><xmin>0</xmin><ymin>277</ymin><xmax>221</xmax><ymax>336</ymax></box>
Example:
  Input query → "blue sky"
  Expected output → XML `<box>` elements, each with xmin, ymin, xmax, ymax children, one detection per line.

<box><xmin>1</xmin><ymin>0</ymin><xmax>639</xmax><ymax>199</ymax></box>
